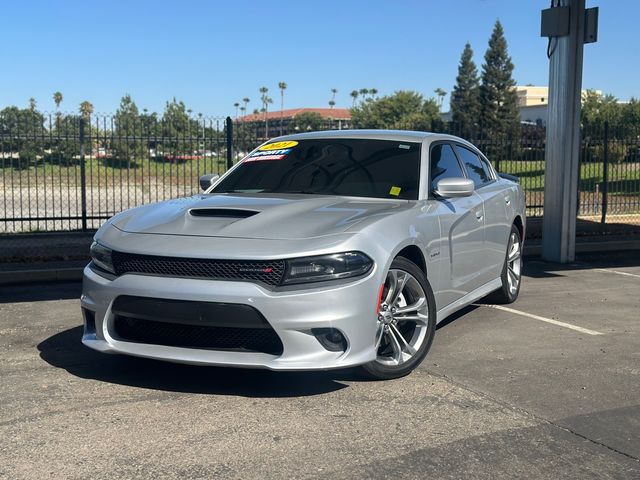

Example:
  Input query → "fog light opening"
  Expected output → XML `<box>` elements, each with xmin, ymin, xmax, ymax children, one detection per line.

<box><xmin>312</xmin><ymin>328</ymin><xmax>347</xmax><ymax>352</ymax></box>
<box><xmin>82</xmin><ymin>308</ymin><xmax>96</xmax><ymax>335</ymax></box>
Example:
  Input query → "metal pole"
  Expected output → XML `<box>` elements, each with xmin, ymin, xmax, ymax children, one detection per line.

<box><xmin>541</xmin><ymin>0</ymin><xmax>586</xmax><ymax>263</ymax></box>
<box><xmin>79</xmin><ymin>117</ymin><xmax>88</xmax><ymax>231</ymax></box>
<box><xmin>226</xmin><ymin>116</ymin><xmax>233</xmax><ymax>171</ymax></box>
<box><xmin>601</xmin><ymin>121</ymin><xmax>609</xmax><ymax>225</ymax></box>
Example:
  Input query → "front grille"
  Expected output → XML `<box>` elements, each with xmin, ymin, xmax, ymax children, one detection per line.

<box><xmin>111</xmin><ymin>251</ymin><xmax>285</xmax><ymax>286</ymax></box>
<box><xmin>113</xmin><ymin>316</ymin><xmax>283</xmax><ymax>355</ymax></box>
<box><xmin>111</xmin><ymin>296</ymin><xmax>284</xmax><ymax>355</ymax></box>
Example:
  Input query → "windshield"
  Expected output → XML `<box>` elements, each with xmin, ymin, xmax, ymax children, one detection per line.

<box><xmin>212</xmin><ymin>138</ymin><xmax>421</xmax><ymax>200</ymax></box>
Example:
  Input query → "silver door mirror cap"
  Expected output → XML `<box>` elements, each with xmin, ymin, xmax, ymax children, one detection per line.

<box><xmin>199</xmin><ymin>174</ymin><xmax>220</xmax><ymax>191</ymax></box>
<box><xmin>435</xmin><ymin>178</ymin><xmax>475</xmax><ymax>198</ymax></box>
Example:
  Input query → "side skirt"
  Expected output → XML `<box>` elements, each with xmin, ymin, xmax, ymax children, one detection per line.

<box><xmin>435</xmin><ymin>278</ymin><xmax>502</xmax><ymax>324</ymax></box>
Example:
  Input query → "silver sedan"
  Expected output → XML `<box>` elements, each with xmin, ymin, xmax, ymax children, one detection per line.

<box><xmin>81</xmin><ymin>130</ymin><xmax>526</xmax><ymax>379</ymax></box>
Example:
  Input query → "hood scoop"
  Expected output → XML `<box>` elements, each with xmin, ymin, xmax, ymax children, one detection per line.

<box><xmin>189</xmin><ymin>208</ymin><xmax>260</xmax><ymax>219</ymax></box>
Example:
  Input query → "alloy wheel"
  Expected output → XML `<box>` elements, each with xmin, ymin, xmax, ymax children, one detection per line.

<box><xmin>375</xmin><ymin>269</ymin><xmax>430</xmax><ymax>366</ymax></box>
<box><xmin>506</xmin><ymin>231</ymin><xmax>522</xmax><ymax>296</ymax></box>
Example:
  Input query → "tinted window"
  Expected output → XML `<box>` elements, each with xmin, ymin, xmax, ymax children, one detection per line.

<box><xmin>212</xmin><ymin>139</ymin><xmax>421</xmax><ymax>200</ymax></box>
<box><xmin>456</xmin><ymin>146</ymin><xmax>490</xmax><ymax>188</ymax></box>
<box><xmin>430</xmin><ymin>144</ymin><xmax>465</xmax><ymax>191</ymax></box>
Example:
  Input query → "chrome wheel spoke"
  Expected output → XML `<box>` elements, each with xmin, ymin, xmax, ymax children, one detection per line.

<box><xmin>390</xmin><ymin>272</ymin><xmax>409</xmax><ymax>306</ymax></box>
<box><xmin>395</xmin><ymin>312</ymin><xmax>429</xmax><ymax>326</ymax></box>
<box><xmin>395</xmin><ymin>296</ymin><xmax>426</xmax><ymax>315</ymax></box>
<box><xmin>383</xmin><ymin>270</ymin><xmax>398</xmax><ymax>305</ymax></box>
<box><xmin>386</xmin><ymin>326</ymin><xmax>405</xmax><ymax>365</ymax></box>
<box><xmin>390</xmin><ymin>324</ymin><xmax>416</xmax><ymax>356</ymax></box>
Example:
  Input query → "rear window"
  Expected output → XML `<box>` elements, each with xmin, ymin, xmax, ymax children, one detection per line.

<box><xmin>212</xmin><ymin>138</ymin><xmax>421</xmax><ymax>200</ymax></box>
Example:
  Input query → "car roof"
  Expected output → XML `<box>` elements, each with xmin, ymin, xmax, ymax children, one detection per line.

<box><xmin>268</xmin><ymin>129</ymin><xmax>471</xmax><ymax>145</ymax></box>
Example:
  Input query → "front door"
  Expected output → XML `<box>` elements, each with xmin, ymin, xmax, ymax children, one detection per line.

<box><xmin>428</xmin><ymin>143</ymin><xmax>486</xmax><ymax>309</ymax></box>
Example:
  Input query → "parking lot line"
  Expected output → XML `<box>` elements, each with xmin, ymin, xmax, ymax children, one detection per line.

<box><xmin>480</xmin><ymin>304</ymin><xmax>604</xmax><ymax>336</ymax></box>
<box><xmin>594</xmin><ymin>268</ymin><xmax>640</xmax><ymax>279</ymax></box>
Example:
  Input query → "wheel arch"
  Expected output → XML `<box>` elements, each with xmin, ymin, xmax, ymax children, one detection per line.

<box><xmin>513</xmin><ymin>215</ymin><xmax>524</xmax><ymax>240</ymax></box>
<box><xmin>395</xmin><ymin>244</ymin><xmax>427</xmax><ymax>275</ymax></box>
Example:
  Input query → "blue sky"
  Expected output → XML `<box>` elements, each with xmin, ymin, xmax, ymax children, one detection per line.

<box><xmin>1</xmin><ymin>0</ymin><xmax>636</xmax><ymax>117</ymax></box>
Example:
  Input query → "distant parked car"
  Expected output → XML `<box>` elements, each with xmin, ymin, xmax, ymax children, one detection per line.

<box><xmin>82</xmin><ymin>130</ymin><xmax>525</xmax><ymax>379</ymax></box>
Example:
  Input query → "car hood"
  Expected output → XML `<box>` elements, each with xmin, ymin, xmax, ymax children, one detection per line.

<box><xmin>110</xmin><ymin>193</ymin><xmax>413</xmax><ymax>240</ymax></box>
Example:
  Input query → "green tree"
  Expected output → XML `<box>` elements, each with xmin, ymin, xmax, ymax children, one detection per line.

<box><xmin>479</xmin><ymin>21</ymin><xmax>519</xmax><ymax>138</ymax></box>
<box><xmin>161</xmin><ymin>98</ymin><xmax>197</xmax><ymax>157</ymax></box>
<box><xmin>0</xmin><ymin>106</ymin><xmax>45</xmax><ymax>169</ymax></box>
<box><xmin>289</xmin><ymin>112</ymin><xmax>323</xmax><ymax>132</ymax></box>
<box><xmin>581</xmin><ymin>90</ymin><xmax>621</xmax><ymax>126</ymax></box>
<box><xmin>112</xmin><ymin>94</ymin><xmax>146</xmax><ymax>165</ymax></box>
<box><xmin>350</xmin><ymin>91</ymin><xmax>440</xmax><ymax>130</ymax></box>
<box><xmin>450</xmin><ymin>43</ymin><xmax>481</xmax><ymax>135</ymax></box>
<box><xmin>29</xmin><ymin>98</ymin><xmax>37</xmax><ymax>111</ymax></box>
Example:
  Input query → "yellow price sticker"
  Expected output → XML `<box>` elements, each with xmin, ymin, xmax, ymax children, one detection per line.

<box><xmin>389</xmin><ymin>186</ymin><xmax>401</xmax><ymax>196</ymax></box>
<box><xmin>258</xmin><ymin>141</ymin><xmax>299</xmax><ymax>151</ymax></box>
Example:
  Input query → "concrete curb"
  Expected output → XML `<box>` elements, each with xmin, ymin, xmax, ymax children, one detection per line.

<box><xmin>1</xmin><ymin>239</ymin><xmax>639</xmax><ymax>286</ymax></box>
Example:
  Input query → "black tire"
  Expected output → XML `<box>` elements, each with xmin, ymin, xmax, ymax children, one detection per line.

<box><xmin>361</xmin><ymin>256</ymin><xmax>437</xmax><ymax>380</ymax></box>
<box><xmin>486</xmin><ymin>224</ymin><xmax>522</xmax><ymax>304</ymax></box>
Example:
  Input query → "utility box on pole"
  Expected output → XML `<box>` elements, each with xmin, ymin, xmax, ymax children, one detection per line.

<box><xmin>540</xmin><ymin>0</ymin><xmax>598</xmax><ymax>263</ymax></box>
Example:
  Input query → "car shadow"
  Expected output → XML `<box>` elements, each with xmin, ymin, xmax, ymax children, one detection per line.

<box><xmin>37</xmin><ymin>326</ymin><xmax>354</xmax><ymax>398</ymax></box>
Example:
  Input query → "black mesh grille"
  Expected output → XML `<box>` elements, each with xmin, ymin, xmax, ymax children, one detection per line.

<box><xmin>111</xmin><ymin>251</ymin><xmax>285</xmax><ymax>286</ymax></box>
<box><xmin>113</xmin><ymin>316</ymin><xmax>283</xmax><ymax>355</ymax></box>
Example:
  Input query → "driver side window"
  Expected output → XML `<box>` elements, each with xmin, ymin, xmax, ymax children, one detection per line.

<box><xmin>430</xmin><ymin>143</ymin><xmax>465</xmax><ymax>192</ymax></box>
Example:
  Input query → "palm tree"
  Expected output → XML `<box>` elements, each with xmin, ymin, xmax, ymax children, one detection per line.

<box><xmin>328</xmin><ymin>100</ymin><xmax>336</xmax><ymax>109</ymax></box>
<box><xmin>259</xmin><ymin>87</ymin><xmax>272</xmax><ymax>137</ymax></box>
<box><xmin>330</xmin><ymin>88</ymin><xmax>338</xmax><ymax>108</ymax></box>
<box><xmin>53</xmin><ymin>91</ymin><xmax>63</xmax><ymax>110</ymax></box>
<box><xmin>28</xmin><ymin>98</ymin><xmax>37</xmax><ymax>111</ymax></box>
<box><xmin>79</xmin><ymin>101</ymin><xmax>94</xmax><ymax>119</ymax></box>
<box><xmin>359</xmin><ymin>88</ymin><xmax>369</xmax><ymax>102</ymax></box>
<box><xmin>242</xmin><ymin>97</ymin><xmax>250</xmax><ymax>115</ymax></box>
<box><xmin>278</xmin><ymin>81</ymin><xmax>287</xmax><ymax>135</ymax></box>
<box><xmin>350</xmin><ymin>90</ymin><xmax>359</xmax><ymax>108</ymax></box>
<box><xmin>369</xmin><ymin>88</ymin><xmax>378</xmax><ymax>99</ymax></box>
<box><xmin>434</xmin><ymin>88</ymin><xmax>447</xmax><ymax>111</ymax></box>
<box><xmin>233</xmin><ymin>102</ymin><xmax>240</xmax><ymax>119</ymax></box>
<box><xmin>53</xmin><ymin>91</ymin><xmax>63</xmax><ymax>127</ymax></box>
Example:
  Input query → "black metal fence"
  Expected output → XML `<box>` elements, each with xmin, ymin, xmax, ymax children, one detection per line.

<box><xmin>1</xmin><ymin>113</ymin><xmax>639</xmax><ymax>236</ymax></box>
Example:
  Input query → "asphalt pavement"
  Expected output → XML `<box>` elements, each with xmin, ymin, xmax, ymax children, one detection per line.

<box><xmin>1</xmin><ymin>252</ymin><xmax>638</xmax><ymax>479</ymax></box>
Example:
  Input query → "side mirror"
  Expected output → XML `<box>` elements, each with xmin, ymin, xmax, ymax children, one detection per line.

<box><xmin>199</xmin><ymin>174</ymin><xmax>219</xmax><ymax>191</ymax></box>
<box><xmin>435</xmin><ymin>178</ymin><xmax>475</xmax><ymax>198</ymax></box>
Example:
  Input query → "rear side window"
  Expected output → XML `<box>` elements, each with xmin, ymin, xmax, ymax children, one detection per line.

<box><xmin>430</xmin><ymin>144</ymin><xmax>465</xmax><ymax>191</ymax></box>
<box><xmin>456</xmin><ymin>146</ymin><xmax>491</xmax><ymax>188</ymax></box>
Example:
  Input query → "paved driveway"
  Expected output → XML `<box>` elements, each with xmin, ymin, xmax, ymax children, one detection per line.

<box><xmin>1</xmin><ymin>253</ymin><xmax>639</xmax><ymax>479</ymax></box>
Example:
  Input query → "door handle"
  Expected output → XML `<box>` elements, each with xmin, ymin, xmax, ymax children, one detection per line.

<box><xmin>475</xmin><ymin>210</ymin><xmax>483</xmax><ymax>222</ymax></box>
<box><xmin>505</xmin><ymin>196</ymin><xmax>511</xmax><ymax>205</ymax></box>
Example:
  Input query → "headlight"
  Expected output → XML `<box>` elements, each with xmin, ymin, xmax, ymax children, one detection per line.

<box><xmin>283</xmin><ymin>252</ymin><xmax>373</xmax><ymax>285</ymax></box>
<box><xmin>90</xmin><ymin>241</ymin><xmax>115</xmax><ymax>274</ymax></box>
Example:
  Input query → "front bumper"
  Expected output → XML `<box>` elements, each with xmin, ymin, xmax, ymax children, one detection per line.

<box><xmin>81</xmin><ymin>265</ymin><xmax>381</xmax><ymax>370</ymax></box>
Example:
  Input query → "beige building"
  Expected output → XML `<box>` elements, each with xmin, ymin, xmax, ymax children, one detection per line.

<box><xmin>516</xmin><ymin>86</ymin><xmax>549</xmax><ymax>107</ymax></box>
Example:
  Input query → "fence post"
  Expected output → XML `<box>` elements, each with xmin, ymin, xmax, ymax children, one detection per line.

<box><xmin>79</xmin><ymin>117</ymin><xmax>88</xmax><ymax>231</ymax></box>
<box><xmin>601</xmin><ymin>121</ymin><xmax>609</xmax><ymax>226</ymax></box>
<box><xmin>226</xmin><ymin>116</ymin><xmax>233</xmax><ymax>171</ymax></box>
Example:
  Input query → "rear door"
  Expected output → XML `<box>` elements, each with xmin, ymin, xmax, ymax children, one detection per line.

<box><xmin>428</xmin><ymin>142</ymin><xmax>486</xmax><ymax>309</ymax></box>
<box><xmin>454</xmin><ymin>144</ymin><xmax>510</xmax><ymax>281</ymax></box>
